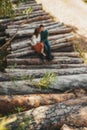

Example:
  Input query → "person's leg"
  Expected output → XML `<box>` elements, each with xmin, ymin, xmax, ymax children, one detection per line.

<box><xmin>44</xmin><ymin>41</ymin><xmax>54</xmax><ymax>60</ymax></box>
<box><xmin>40</xmin><ymin>42</ymin><xmax>46</xmax><ymax>56</ymax></box>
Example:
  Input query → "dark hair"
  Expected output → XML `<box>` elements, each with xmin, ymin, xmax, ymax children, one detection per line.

<box><xmin>39</xmin><ymin>25</ymin><xmax>44</xmax><ymax>28</ymax></box>
<box><xmin>33</xmin><ymin>27</ymin><xmax>39</xmax><ymax>37</ymax></box>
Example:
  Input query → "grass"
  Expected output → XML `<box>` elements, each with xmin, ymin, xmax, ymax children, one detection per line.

<box><xmin>0</xmin><ymin>116</ymin><xmax>33</xmax><ymax>130</ymax></box>
<box><xmin>33</xmin><ymin>72</ymin><xmax>56</xmax><ymax>89</ymax></box>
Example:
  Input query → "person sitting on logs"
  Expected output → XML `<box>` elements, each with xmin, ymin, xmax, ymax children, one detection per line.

<box><xmin>39</xmin><ymin>24</ymin><xmax>54</xmax><ymax>61</ymax></box>
<box><xmin>31</xmin><ymin>27</ymin><xmax>46</xmax><ymax>61</ymax></box>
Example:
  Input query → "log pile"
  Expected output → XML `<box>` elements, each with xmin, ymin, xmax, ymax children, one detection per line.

<box><xmin>0</xmin><ymin>0</ymin><xmax>87</xmax><ymax>129</ymax></box>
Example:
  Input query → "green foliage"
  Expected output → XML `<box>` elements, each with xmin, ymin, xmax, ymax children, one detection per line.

<box><xmin>0</xmin><ymin>0</ymin><xmax>31</xmax><ymax>17</ymax></box>
<box><xmin>0</xmin><ymin>118</ymin><xmax>9</xmax><ymax>130</ymax></box>
<box><xmin>15</xmin><ymin>107</ymin><xmax>25</xmax><ymax>114</ymax></box>
<box><xmin>34</xmin><ymin>72</ymin><xmax>56</xmax><ymax>89</ymax></box>
<box><xmin>23</xmin><ymin>7</ymin><xmax>33</xmax><ymax>18</ymax></box>
<box><xmin>0</xmin><ymin>0</ymin><xmax>14</xmax><ymax>17</ymax></box>
<box><xmin>16</xmin><ymin>116</ymin><xmax>34</xmax><ymax>130</ymax></box>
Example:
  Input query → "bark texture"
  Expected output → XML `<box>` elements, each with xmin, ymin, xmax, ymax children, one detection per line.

<box><xmin>1</xmin><ymin>96</ymin><xmax>87</xmax><ymax>130</ymax></box>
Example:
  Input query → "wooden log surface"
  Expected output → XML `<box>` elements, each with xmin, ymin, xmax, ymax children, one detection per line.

<box><xmin>10</xmin><ymin>35</ymin><xmax>74</xmax><ymax>52</ymax></box>
<box><xmin>6</xmin><ymin>27</ymin><xmax>73</xmax><ymax>37</ymax></box>
<box><xmin>6</xmin><ymin>23</ymin><xmax>66</xmax><ymax>33</ymax></box>
<box><xmin>15</xmin><ymin>4</ymin><xmax>43</xmax><ymax>12</ymax></box>
<box><xmin>3</xmin><ymin>11</ymin><xmax>50</xmax><ymax>25</ymax></box>
<box><xmin>1</xmin><ymin>96</ymin><xmax>87</xmax><ymax>130</ymax></box>
<box><xmin>7</xmin><ymin>21</ymin><xmax>63</xmax><ymax>29</ymax></box>
<box><xmin>8</xmin><ymin>41</ymin><xmax>74</xmax><ymax>55</ymax></box>
<box><xmin>0</xmin><ymin>74</ymin><xmax>87</xmax><ymax>95</ymax></box>
<box><xmin>11</xmin><ymin>15</ymin><xmax>51</xmax><ymax>25</ymax></box>
<box><xmin>0</xmin><ymin>93</ymin><xmax>75</xmax><ymax>114</ymax></box>
<box><xmin>8</xmin><ymin>44</ymin><xmax>74</xmax><ymax>56</ymax></box>
<box><xmin>8</xmin><ymin>52</ymin><xmax>80</xmax><ymax>59</ymax></box>
<box><xmin>7</xmin><ymin>64</ymin><xmax>87</xmax><ymax>69</ymax></box>
<box><xmin>5</xmin><ymin>19</ymin><xmax>53</xmax><ymax>30</ymax></box>
<box><xmin>7</xmin><ymin>42</ymin><xmax>74</xmax><ymax>58</ymax></box>
<box><xmin>0</xmin><ymin>67</ymin><xmax>87</xmax><ymax>81</ymax></box>
<box><xmin>6</xmin><ymin>67</ymin><xmax>87</xmax><ymax>79</ymax></box>
<box><xmin>61</xmin><ymin>124</ymin><xmax>87</xmax><ymax>130</ymax></box>
<box><xmin>0</xmin><ymin>8</ymin><xmax>44</xmax><ymax>23</ymax></box>
<box><xmin>7</xmin><ymin>57</ymin><xmax>84</xmax><ymax>65</ymax></box>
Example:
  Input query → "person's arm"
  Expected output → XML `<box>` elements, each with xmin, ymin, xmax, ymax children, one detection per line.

<box><xmin>31</xmin><ymin>35</ymin><xmax>37</xmax><ymax>46</ymax></box>
<box><xmin>45</xmin><ymin>30</ymin><xmax>49</xmax><ymax>39</ymax></box>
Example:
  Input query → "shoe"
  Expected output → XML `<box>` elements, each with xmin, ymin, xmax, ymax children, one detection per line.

<box><xmin>46</xmin><ymin>55</ymin><xmax>54</xmax><ymax>61</ymax></box>
<box><xmin>51</xmin><ymin>55</ymin><xmax>54</xmax><ymax>59</ymax></box>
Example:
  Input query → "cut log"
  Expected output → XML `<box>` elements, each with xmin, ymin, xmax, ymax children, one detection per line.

<box><xmin>52</xmin><ymin>52</ymin><xmax>80</xmax><ymax>57</ymax></box>
<box><xmin>0</xmin><ymin>93</ymin><xmax>75</xmax><ymax>114</ymax></box>
<box><xmin>10</xmin><ymin>35</ymin><xmax>74</xmax><ymax>52</ymax></box>
<box><xmin>6</xmin><ymin>23</ymin><xmax>66</xmax><ymax>33</ymax></box>
<box><xmin>11</xmin><ymin>44</ymin><xmax>74</xmax><ymax>55</ymax></box>
<box><xmin>8</xmin><ymin>41</ymin><xmax>74</xmax><ymax>58</ymax></box>
<box><xmin>0</xmin><ymin>80</ymin><xmax>56</xmax><ymax>95</ymax></box>
<box><xmin>3</xmin><ymin>67</ymin><xmax>87</xmax><ymax>81</ymax></box>
<box><xmin>11</xmin><ymin>39</ymin><xmax>73</xmax><ymax>52</ymax></box>
<box><xmin>12</xmin><ymin>0</ymin><xmax>36</xmax><ymax>3</ymax></box>
<box><xmin>7</xmin><ymin>42</ymin><xmax>74</xmax><ymax>58</ymax></box>
<box><xmin>7</xmin><ymin>63</ymin><xmax>87</xmax><ymax>69</ymax></box>
<box><xmin>6</xmin><ymin>26</ymin><xmax>66</xmax><ymax>37</ymax></box>
<box><xmin>61</xmin><ymin>124</ymin><xmax>87</xmax><ymax>130</ymax></box>
<box><xmin>10</xmin><ymin>18</ymin><xmax>54</xmax><ymax>30</ymax></box>
<box><xmin>0</xmin><ymin>5</ymin><xmax>43</xmax><ymax>24</ymax></box>
<box><xmin>0</xmin><ymin>9</ymin><xmax>46</xmax><ymax>24</ymax></box>
<box><xmin>7</xmin><ymin>21</ymin><xmax>63</xmax><ymax>29</ymax></box>
<box><xmin>51</xmin><ymin>42</ymin><xmax>73</xmax><ymax>51</ymax></box>
<box><xmin>51</xmin><ymin>35</ymin><xmax>74</xmax><ymax>45</ymax></box>
<box><xmin>7</xmin><ymin>27</ymin><xmax>73</xmax><ymax>37</ymax></box>
<box><xmin>56</xmin><ymin>46</ymin><xmax>74</xmax><ymax>52</ymax></box>
<box><xmin>49</xmin><ymin>27</ymin><xmax>73</xmax><ymax>35</ymax></box>
<box><xmin>0</xmin><ymin>74</ymin><xmax>87</xmax><ymax>94</ymax></box>
<box><xmin>8</xmin><ymin>52</ymin><xmax>80</xmax><ymax>59</ymax></box>
<box><xmin>7</xmin><ymin>57</ymin><xmax>83</xmax><ymax>66</ymax></box>
<box><xmin>11</xmin><ymin>15</ymin><xmax>51</xmax><ymax>25</ymax></box>
<box><xmin>15</xmin><ymin>3</ymin><xmax>42</xmax><ymax>10</ymax></box>
<box><xmin>11</xmin><ymin>39</ymin><xmax>31</xmax><ymax>51</ymax></box>
<box><xmin>1</xmin><ymin>96</ymin><xmax>87</xmax><ymax>130</ymax></box>
<box><xmin>15</xmin><ymin>4</ymin><xmax>43</xmax><ymax>12</ymax></box>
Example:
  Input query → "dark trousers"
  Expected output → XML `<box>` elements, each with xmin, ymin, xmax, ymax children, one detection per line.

<box><xmin>44</xmin><ymin>41</ymin><xmax>51</xmax><ymax>58</ymax></box>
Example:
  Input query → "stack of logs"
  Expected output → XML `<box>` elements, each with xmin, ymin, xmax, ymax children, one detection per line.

<box><xmin>0</xmin><ymin>0</ymin><xmax>87</xmax><ymax>129</ymax></box>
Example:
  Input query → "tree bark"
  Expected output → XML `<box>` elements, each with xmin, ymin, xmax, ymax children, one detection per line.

<box><xmin>7</xmin><ymin>42</ymin><xmax>74</xmax><ymax>58</ymax></box>
<box><xmin>9</xmin><ymin>33</ymin><xmax>73</xmax><ymax>51</ymax></box>
<box><xmin>0</xmin><ymin>93</ymin><xmax>75</xmax><ymax>114</ymax></box>
<box><xmin>15</xmin><ymin>4</ymin><xmax>43</xmax><ymax>12</ymax></box>
<box><xmin>61</xmin><ymin>124</ymin><xmax>87</xmax><ymax>130</ymax></box>
<box><xmin>11</xmin><ymin>15</ymin><xmax>51</xmax><ymax>25</ymax></box>
<box><xmin>0</xmin><ymin>7</ymin><xmax>44</xmax><ymax>23</ymax></box>
<box><xmin>9</xmin><ymin>63</ymin><xmax>87</xmax><ymax>69</ymax></box>
<box><xmin>7</xmin><ymin>52</ymin><xmax>80</xmax><ymax>59</ymax></box>
<box><xmin>7</xmin><ymin>27</ymin><xmax>73</xmax><ymax>37</ymax></box>
<box><xmin>6</xmin><ymin>24</ymin><xmax>66</xmax><ymax>34</ymax></box>
<box><xmin>7</xmin><ymin>21</ymin><xmax>63</xmax><ymax>29</ymax></box>
<box><xmin>6</xmin><ymin>19</ymin><xmax>53</xmax><ymax>30</ymax></box>
<box><xmin>0</xmin><ymin>74</ymin><xmax>87</xmax><ymax>95</ymax></box>
<box><xmin>1</xmin><ymin>96</ymin><xmax>87</xmax><ymax>130</ymax></box>
<box><xmin>3</xmin><ymin>67</ymin><xmax>87</xmax><ymax>81</ymax></box>
<box><xmin>7</xmin><ymin>57</ymin><xmax>83</xmax><ymax>66</ymax></box>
